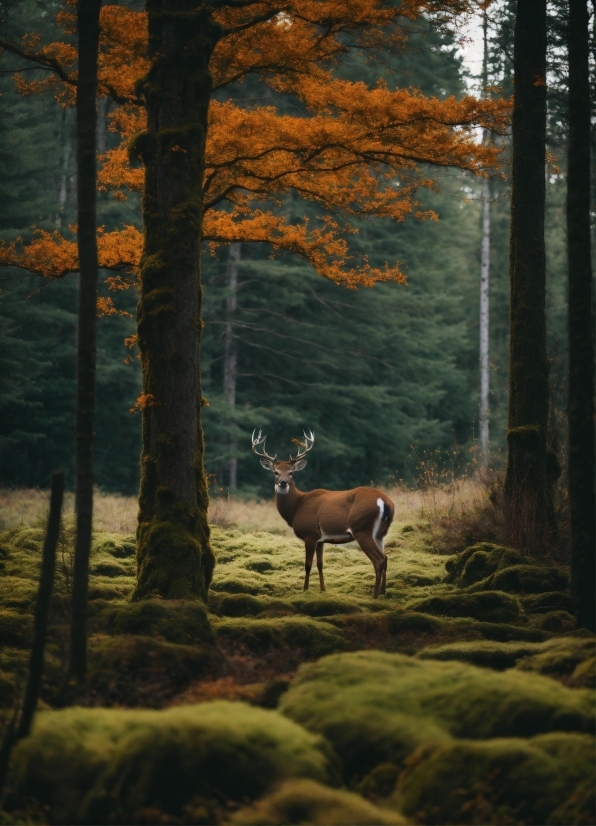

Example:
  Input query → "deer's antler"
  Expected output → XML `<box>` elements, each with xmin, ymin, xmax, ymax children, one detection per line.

<box><xmin>290</xmin><ymin>430</ymin><xmax>315</xmax><ymax>462</ymax></box>
<box><xmin>251</xmin><ymin>429</ymin><xmax>277</xmax><ymax>463</ymax></box>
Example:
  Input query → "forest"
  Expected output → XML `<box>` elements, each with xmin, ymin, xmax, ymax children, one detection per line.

<box><xmin>0</xmin><ymin>0</ymin><xmax>594</xmax><ymax>824</ymax></box>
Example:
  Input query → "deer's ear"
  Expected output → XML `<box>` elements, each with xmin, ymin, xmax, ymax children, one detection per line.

<box><xmin>260</xmin><ymin>457</ymin><xmax>275</xmax><ymax>471</ymax></box>
<box><xmin>293</xmin><ymin>458</ymin><xmax>307</xmax><ymax>472</ymax></box>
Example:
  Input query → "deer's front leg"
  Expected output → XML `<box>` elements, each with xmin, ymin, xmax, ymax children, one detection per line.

<box><xmin>303</xmin><ymin>536</ymin><xmax>317</xmax><ymax>591</ymax></box>
<box><xmin>316</xmin><ymin>541</ymin><xmax>325</xmax><ymax>592</ymax></box>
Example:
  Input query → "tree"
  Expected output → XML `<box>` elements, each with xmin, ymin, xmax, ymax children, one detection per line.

<box><xmin>0</xmin><ymin>1</ymin><xmax>508</xmax><ymax>600</ymax></box>
<box><xmin>566</xmin><ymin>0</ymin><xmax>595</xmax><ymax>630</ymax></box>
<box><xmin>479</xmin><ymin>9</ymin><xmax>491</xmax><ymax>464</ymax></box>
<box><xmin>69</xmin><ymin>0</ymin><xmax>102</xmax><ymax>682</ymax></box>
<box><xmin>504</xmin><ymin>0</ymin><xmax>553</xmax><ymax>550</ymax></box>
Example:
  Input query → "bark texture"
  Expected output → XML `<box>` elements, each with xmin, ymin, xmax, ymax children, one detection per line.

<box><xmin>133</xmin><ymin>1</ymin><xmax>219</xmax><ymax>601</ymax></box>
<box><xmin>567</xmin><ymin>0</ymin><xmax>595</xmax><ymax>630</ymax></box>
<box><xmin>479</xmin><ymin>13</ymin><xmax>490</xmax><ymax>464</ymax></box>
<box><xmin>70</xmin><ymin>0</ymin><xmax>101</xmax><ymax>682</ymax></box>
<box><xmin>504</xmin><ymin>0</ymin><xmax>553</xmax><ymax>549</ymax></box>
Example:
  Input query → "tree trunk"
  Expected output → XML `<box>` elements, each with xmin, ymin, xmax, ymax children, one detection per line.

<box><xmin>567</xmin><ymin>0</ymin><xmax>595</xmax><ymax>630</ymax></box>
<box><xmin>479</xmin><ymin>176</ymin><xmax>490</xmax><ymax>463</ymax></box>
<box><xmin>133</xmin><ymin>0</ymin><xmax>219</xmax><ymax>601</ymax></box>
<box><xmin>479</xmin><ymin>12</ymin><xmax>491</xmax><ymax>465</ymax></box>
<box><xmin>224</xmin><ymin>242</ymin><xmax>240</xmax><ymax>490</ymax></box>
<box><xmin>504</xmin><ymin>0</ymin><xmax>551</xmax><ymax>551</ymax></box>
<box><xmin>0</xmin><ymin>471</ymin><xmax>64</xmax><ymax>796</ymax></box>
<box><xmin>69</xmin><ymin>0</ymin><xmax>101</xmax><ymax>683</ymax></box>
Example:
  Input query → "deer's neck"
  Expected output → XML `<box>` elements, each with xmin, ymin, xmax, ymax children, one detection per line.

<box><xmin>275</xmin><ymin>484</ymin><xmax>304</xmax><ymax>527</ymax></box>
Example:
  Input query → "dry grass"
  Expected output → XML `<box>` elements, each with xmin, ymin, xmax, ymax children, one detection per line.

<box><xmin>0</xmin><ymin>484</ymin><xmax>426</xmax><ymax>536</ymax></box>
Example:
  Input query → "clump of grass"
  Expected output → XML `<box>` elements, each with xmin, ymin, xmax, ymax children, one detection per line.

<box><xmin>9</xmin><ymin>702</ymin><xmax>339</xmax><ymax>824</ymax></box>
<box><xmin>280</xmin><ymin>650</ymin><xmax>595</xmax><ymax>783</ymax></box>
<box><xmin>231</xmin><ymin>778</ymin><xmax>407</xmax><ymax>825</ymax></box>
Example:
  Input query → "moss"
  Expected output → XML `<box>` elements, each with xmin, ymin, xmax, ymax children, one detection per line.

<box><xmin>471</xmin><ymin>564</ymin><xmax>570</xmax><ymax>595</ymax></box>
<box><xmin>568</xmin><ymin>657</ymin><xmax>596</xmax><ymax>689</ymax></box>
<box><xmin>445</xmin><ymin>543</ymin><xmax>525</xmax><ymax>586</ymax></box>
<box><xmin>394</xmin><ymin>733</ymin><xmax>595</xmax><ymax>825</ymax></box>
<box><xmin>522</xmin><ymin>591</ymin><xmax>575</xmax><ymax>613</ymax></box>
<box><xmin>245</xmin><ymin>558</ymin><xmax>275</xmax><ymax>573</ymax></box>
<box><xmin>516</xmin><ymin>636</ymin><xmax>595</xmax><ymax>683</ymax></box>
<box><xmin>98</xmin><ymin>599</ymin><xmax>215</xmax><ymax>645</ymax></box>
<box><xmin>280</xmin><ymin>651</ymin><xmax>595</xmax><ymax>783</ymax></box>
<box><xmin>88</xmin><ymin>634</ymin><xmax>221</xmax><ymax>706</ymax></box>
<box><xmin>210</xmin><ymin>579</ymin><xmax>263</xmax><ymax>596</ymax></box>
<box><xmin>10</xmin><ymin>702</ymin><xmax>338</xmax><ymax>824</ymax></box>
<box><xmin>93</xmin><ymin>533</ymin><xmax>136</xmax><ymax>559</ymax></box>
<box><xmin>293</xmin><ymin>597</ymin><xmax>363</xmax><ymax>617</ymax></box>
<box><xmin>411</xmin><ymin>591</ymin><xmax>521</xmax><ymax>624</ymax></box>
<box><xmin>90</xmin><ymin>560</ymin><xmax>131</xmax><ymax>578</ymax></box>
<box><xmin>214</xmin><ymin>616</ymin><xmax>346</xmax><ymax>659</ymax></box>
<box><xmin>231</xmin><ymin>779</ymin><xmax>407</xmax><ymax>825</ymax></box>
<box><xmin>418</xmin><ymin>640</ymin><xmax>541</xmax><ymax>671</ymax></box>
<box><xmin>0</xmin><ymin>609</ymin><xmax>32</xmax><ymax>648</ymax></box>
<box><xmin>213</xmin><ymin>594</ymin><xmax>266</xmax><ymax>617</ymax></box>
<box><xmin>536</xmin><ymin>610</ymin><xmax>577</xmax><ymax>633</ymax></box>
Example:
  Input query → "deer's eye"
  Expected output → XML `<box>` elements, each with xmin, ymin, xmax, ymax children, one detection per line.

<box><xmin>274</xmin><ymin>471</ymin><xmax>279</xmax><ymax>476</ymax></box>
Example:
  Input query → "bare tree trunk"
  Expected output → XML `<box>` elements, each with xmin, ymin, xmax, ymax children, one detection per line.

<box><xmin>69</xmin><ymin>0</ymin><xmax>101</xmax><ymax>683</ymax></box>
<box><xmin>479</xmin><ymin>13</ymin><xmax>491</xmax><ymax>465</ymax></box>
<box><xmin>504</xmin><ymin>0</ymin><xmax>551</xmax><ymax>551</ymax></box>
<box><xmin>133</xmin><ymin>0</ymin><xmax>219</xmax><ymax>601</ymax></box>
<box><xmin>223</xmin><ymin>242</ymin><xmax>240</xmax><ymax>490</ymax></box>
<box><xmin>567</xmin><ymin>0</ymin><xmax>595</xmax><ymax>630</ymax></box>
<box><xmin>0</xmin><ymin>471</ymin><xmax>64</xmax><ymax>796</ymax></box>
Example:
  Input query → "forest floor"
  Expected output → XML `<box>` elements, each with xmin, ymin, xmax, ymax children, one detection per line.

<box><xmin>0</xmin><ymin>486</ymin><xmax>594</xmax><ymax>825</ymax></box>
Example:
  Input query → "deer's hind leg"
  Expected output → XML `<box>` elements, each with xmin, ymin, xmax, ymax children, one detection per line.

<box><xmin>303</xmin><ymin>536</ymin><xmax>317</xmax><ymax>591</ymax></box>
<box><xmin>353</xmin><ymin>530</ymin><xmax>387</xmax><ymax>599</ymax></box>
<box><xmin>316</xmin><ymin>541</ymin><xmax>326</xmax><ymax>592</ymax></box>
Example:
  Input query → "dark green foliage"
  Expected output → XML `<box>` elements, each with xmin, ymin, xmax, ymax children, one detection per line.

<box><xmin>411</xmin><ymin>591</ymin><xmax>521</xmax><ymax>624</ymax></box>
<box><xmin>232</xmin><ymin>778</ymin><xmax>406</xmax><ymax>825</ymax></box>
<box><xmin>9</xmin><ymin>703</ymin><xmax>338</xmax><ymax>824</ymax></box>
<box><xmin>395</xmin><ymin>733</ymin><xmax>595</xmax><ymax>825</ymax></box>
<box><xmin>98</xmin><ymin>600</ymin><xmax>215</xmax><ymax>646</ymax></box>
<box><xmin>522</xmin><ymin>591</ymin><xmax>575</xmax><ymax>613</ymax></box>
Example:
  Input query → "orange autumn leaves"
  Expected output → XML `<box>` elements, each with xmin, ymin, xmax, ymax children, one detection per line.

<box><xmin>0</xmin><ymin>0</ymin><xmax>509</xmax><ymax>289</ymax></box>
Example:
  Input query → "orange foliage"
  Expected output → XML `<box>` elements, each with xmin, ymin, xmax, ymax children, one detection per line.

<box><xmin>1</xmin><ymin>0</ymin><xmax>509</xmax><ymax>290</ymax></box>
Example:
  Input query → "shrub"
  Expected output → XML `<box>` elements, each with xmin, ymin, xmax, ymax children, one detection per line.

<box><xmin>231</xmin><ymin>779</ymin><xmax>407</xmax><ymax>825</ymax></box>
<box><xmin>9</xmin><ymin>702</ymin><xmax>338</xmax><ymax>824</ymax></box>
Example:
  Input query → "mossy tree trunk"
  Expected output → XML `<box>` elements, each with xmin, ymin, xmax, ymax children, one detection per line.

<box><xmin>132</xmin><ymin>1</ymin><xmax>219</xmax><ymax>601</ymax></box>
<box><xmin>504</xmin><ymin>0</ymin><xmax>553</xmax><ymax>551</ymax></box>
<box><xmin>70</xmin><ymin>0</ymin><xmax>101</xmax><ymax>682</ymax></box>
<box><xmin>567</xmin><ymin>0</ymin><xmax>595</xmax><ymax>630</ymax></box>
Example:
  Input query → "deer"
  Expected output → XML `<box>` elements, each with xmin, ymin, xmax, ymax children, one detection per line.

<box><xmin>252</xmin><ymin>429</ymin><xmax>394</xmax><ymax>599</ymax></box>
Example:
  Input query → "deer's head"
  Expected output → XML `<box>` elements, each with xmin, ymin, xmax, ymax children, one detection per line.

<box><xmin>252</xmin><ymin>429</ymin><xmax>314</xmax><ymax>495</ymax></box>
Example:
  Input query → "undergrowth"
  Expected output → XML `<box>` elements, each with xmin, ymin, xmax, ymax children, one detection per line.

<box><xmin>0</xmin><ymin>489</ymin><xmax>593</xmax><ymax>825</ymax></box>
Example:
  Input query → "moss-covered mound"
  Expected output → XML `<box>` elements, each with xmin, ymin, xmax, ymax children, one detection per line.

<box><xmin>98</xmin><ymin>599</ymin><xmax>215</xmax><ymax>645</ymax></box>
<box><xmin>231</xmin><ymin>779</ymin><xmax>407</xmax><ymax>825</ymax></box>
<box><xmin>471</xmin><ymin>564</ymin><xmax>570</xmax><ymax>595</ymax></box>
<box><xmin>445</xmin><ymin>543</ymin><xmax>526</xmax><ymax>587</ymax></box>
<box><xmin>395</xmin><ymin>733</ymin><xmax>595</xmax><ymax>825</ymax></box>
<box><xmin>411</xmin><ymin>590</ymin><xmax>521</xmax><ymax>624</ymax></box>
<box><xmin>10</xmin><ymin>702</ymin><xmax>338</xmax><ymax>824</ymax></box>
<box><xmin>280</xmin><ymin>650</ymin><xmax>595</xmax><ymax>783</ymax></box>
<box><xmin>213</xmin><ymin>615</ymin><xmax>347</xmax><ymax>661</ymax></box>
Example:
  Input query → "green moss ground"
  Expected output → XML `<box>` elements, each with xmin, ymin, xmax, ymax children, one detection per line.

<box><xmin>0</xmin><ymin>518</ymin><xmax>594</xmax><ymax>824</ymax></box>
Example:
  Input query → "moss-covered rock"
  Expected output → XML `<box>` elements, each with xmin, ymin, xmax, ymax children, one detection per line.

<box><xmin>445</xmin><ymin>543</ymin><xmax>525</xmax><ymax>587</ymax></box>
<box><xmin>231</xmin><ymin>779</ymin><xmax>407</xmax><ymax>825</ymax></box>
<box><xmin>10</xmin><ymin>703</ymin><xmax>338</xmax><ymax>824</ymax></box>
<box><xmin>418</xmin><ymin>640</ymin><xmax>541</xmax><ymax>671</ymax></box>
<box><xmin>411</xmin><ymin>591</ymin><xmax>520</xmax><ymax>624</ymax></box>
<box><xmin>471</xmin><ymin>564</ymin><xmax>570</xmax><ymax>595</ymax></box>
<box><xmin>395</xmin><ymin>733</ymin><xmax>595</xmax><ymax>825</ymax></box>
<box><xmin>88</xmin><ymin>634</ymin><xmax>221</xmax><ymax>706</ymax></box>
<box><xmin>93</xmin><ymin>533</ymin><xmax>136</xmax><ymax>558</ymax></box>
<box><xmin>280</xmin><ymin>650</ymin><xmax>595</xmax><ymax>783</ymax></box>
<box><xmin>214</xmin><ymin>616</ymin><xmax>346</xmax><ymax>659</ymax></box>
<box><xmin>98</xmin><ymin>599</ymin><xmax>215</xmax><ymax>645</ymax></box>
<box><xmin>522</xmin><ymin>591</ymin><xmax>575</xmax><ymax>614</ymax></box>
